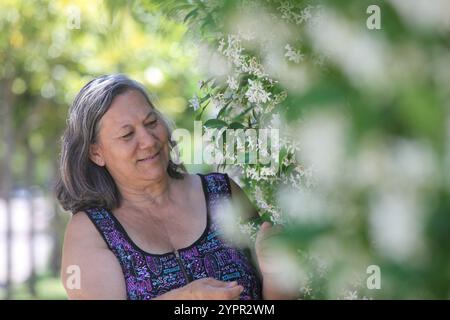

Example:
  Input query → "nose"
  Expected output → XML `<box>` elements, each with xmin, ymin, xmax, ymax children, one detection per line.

<box><xmin>137</xmin><ymin>126</ymin><xmax>158</xmax><ymax>150</ymax></box>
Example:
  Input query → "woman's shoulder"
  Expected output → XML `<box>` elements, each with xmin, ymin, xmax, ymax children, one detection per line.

<box><xmin>63</xmin><ymin>211</ymin><xmax>108</xmax><ymax>252</ymax></box>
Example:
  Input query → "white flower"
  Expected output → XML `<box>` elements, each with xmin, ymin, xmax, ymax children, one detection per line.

<box><xmin>301</xmin><ymin>284</ymin><xmax>312</xmax><ymax>296</ymax></box>
<box><xmin>300</xmin><ymin>6</ymin><xmax>313</xmax><ymax>23</ymax></box>
<box><xmin>343</xmin><ymin>290</ymin><xmax>358</xmax><ymax>300</ymax></box>
<box><xmin>245</xmin><ymin>79</ymin><xmax>271</xmax><ymax>104</ymax></box>
<box><xmin>239</xmin><ymin>221</ymin><xmax>258</xmax><ymax>241</ymax></box>
<box><xmin>285</xmin><ymin>44</ymin><xmax>304</xmax><ymax>63</ymax></box>
<box><xmin>241</xmin><ymin>57</ymin><xmax>266</xmax><ymax>78</ymax></box>
<box><xmin>245</xmin><ymin>167</ymin><xmax>263</xmax><ymax>181</ymax></box>
<box><xmin>189</xmin><ymin>95</ymin><xmax>200</xmax><ymax>111</ymax></box>
<box><xmin>269</xmin><ymin>207</ymin><xmax>283</xmax><ymax>225</ymax></box>
<box><xmin>278</xmin><ymin>1</ymin><xmax>295</xmax><ymax>22</ymax></box>
<box><xmin>278</xmin><ymin>1</ymin><xmax>294</xmax><ymax>14</ymax></box>
<box><xmin>260</xmin><ymin>166</ymin><xmax>277</xmax><ymax>177</ymax></box>
<box><xmin>227</xmin><ymin>75</ymin><xmax>239</xmax><ymax>90</ymax></box>
<box><xmin>222</xmin><ymin>35</ymin><xmax>244</xmax><ymax>68</ymax></box>
<box><xmin>254</xmin><ymin>186</ymin><xmax>269</xmax><ymax>210</ymax></box>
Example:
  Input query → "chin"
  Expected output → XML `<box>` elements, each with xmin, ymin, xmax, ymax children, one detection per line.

<box><xmin>141</xmin><ymin>163</ymin><xmax>169</xmax><ymax>180</ymax></box>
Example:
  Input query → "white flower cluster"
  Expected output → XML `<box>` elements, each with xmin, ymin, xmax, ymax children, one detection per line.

<box><xmin>300</xmin><ymin>283</ymin><xmax>312</xmax><ymax>297</ymax></box>
<box><xmin>219</xmin><ymin>35</ymin><xmax>245</xmax><ymax>70</ymax></box>
<box><xmin>294</xmin><ymin>250</ymin><xmax>329</xmax><ymax>299</ymax></box>
<box><xmin>215</xmin><ymin>33</ymin><xmax>278</xmax><ymax>118</ymax></box>
<box><xmin>289</xmin><ymin>165</ymin><xmax>315</xmax><ymax>190</ymax></box>
<box><xmin>253</xmin><ymin>186</ymin><xmax>284</xmax><ymax>224</ymax></box>
<box><xmin>219</xmin><ymin>35</ymin><xmax>268</xmax><ymax>79</ymax></box>
<box><xmin>238</xmin><ymin>220</ymin><xmax>259</xmax><ymax>241</ymax></box>
<box><xmin>277</xmin><ymin>2</ymin><xmax>320</xmax><ymax>26</ymax></box>
<box><xmin>285</xmin><ymin>44</ymin><xmax>304</xmax><ymax>63</ymax></box>
<box><xmin>276</xmin><ymin>2</ymin><xmax>328</xmax><ymax>68</ymax></box>
<box><xmin>241</xmin><ymin>56</ymin><xmax>267</xmax><ymax>78</ymax></box>
<box><xmin>340</xmin><ymin>290</ymin><xmax>372</xmax><ymax>300</ymax></box>
<box><xmin>245</xmin><ymin>79</ymin><xmax>271</xmax><ymax>104</ymax></box>
<box><xmin>226</xmin><ymin>75</ymin><xmax>239</xmax><ymax>90</ymax></box>
<box><xmin>195</xmin><ymin>1</ymin><xmax>315</xmax><ymax>238</ymax></box>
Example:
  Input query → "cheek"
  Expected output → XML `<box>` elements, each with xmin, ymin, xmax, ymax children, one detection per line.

<box><xmin>156</xmin><ymin>123</ymin><xmax>170</xmax><ymax>147</ymax></box>
<box><xmin>103</xmin><ymin>141</ymin><xmax>134</xmax><ymax>164</ymax></box>
<box><xmin>158</xmin><ymin>126</ymin><xmax>171</xmax><ymax>160</ymax></box>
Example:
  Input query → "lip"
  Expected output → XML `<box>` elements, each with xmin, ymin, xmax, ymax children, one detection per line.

<box><xmin>138</xmin><ymin>151</ymin><xmax>160</xmax><ymax>163</ymax></box>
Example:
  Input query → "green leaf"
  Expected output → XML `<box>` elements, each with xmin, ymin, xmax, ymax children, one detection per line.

<box><xmin>195</xmin><ymin>100</ymin><xmax>211</xmax><ymax>121</ymax></box>
<box><xmin>217</xmin><ymin>100</ymin><xmax>232</xmax><ymax>119</ymax></box>
<box><xmin>203</xmin><ymin>119</ymin><xmax>228</xmax><ymax>129</ymax></box>
<box><xmin>228</xmin><ymin>122</ymin><xmax>245</xmax><ymax>129</ymax></box>
<box><xmin>183</xmin><ymin>8</ymin><xmax>199</xmax><ymax>23</ymax></box>
<box><xmin>200</xmin><ymin>93</ymin><xmax>211</xmax><ymax>104</ymax></box>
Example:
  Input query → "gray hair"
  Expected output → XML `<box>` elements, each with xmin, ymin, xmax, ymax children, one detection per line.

<box><xmin>55</xmin><ymin>74</ymin><xmax>186</xmax><ymax>213</ymax></box>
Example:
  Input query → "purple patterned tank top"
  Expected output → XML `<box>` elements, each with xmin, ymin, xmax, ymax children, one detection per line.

<box><xmin>85</xmin><ymin>172</ymin><xmax>262</xmax><ymax>300</ymax></box>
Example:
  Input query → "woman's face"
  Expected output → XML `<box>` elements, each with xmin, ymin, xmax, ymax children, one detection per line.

<box><xmin>89</xmin><ymin>89</ymin><xmax>171</xmax><ymax>187</ymax></box>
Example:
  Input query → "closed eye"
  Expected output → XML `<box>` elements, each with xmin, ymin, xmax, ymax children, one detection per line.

<box><xmin>121</xmin><ymin>119</ymin><xmax>157</xmax><ymax>139</ymax></box>
<box><xmin>145</xmin><ymin>119</ymin><xmax>158</xmax><ymax>127</ymax></box>
<box><xmin>122</xmin><ymin>131</ymin><xmax>134</xmax><ymax>139</ymax></box>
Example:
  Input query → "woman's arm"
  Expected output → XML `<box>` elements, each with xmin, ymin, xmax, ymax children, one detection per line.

<box><xmin>61</xmin><ymin>212</ymin><xmax>127</xmax><ymax>299</ymax></box>
<box><xmin>228</xmin><ymin>177</ymin><xmax>296</xmax><ymax>300</ymax></box>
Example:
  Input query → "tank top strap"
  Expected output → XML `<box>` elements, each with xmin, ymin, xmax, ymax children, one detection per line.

<box><xmin>84</xmin><ymin>207</ymin><xmax>133</xmax><ymax>252</ymax></box>
<box><xmin>198</xmin><ymin>171</ymin><xmax>231</xmax><ymax>199</ymax></box>
<box><xmin>84</xmin><ymin>207</ymin><xmax>149</xmax><ymax>299</ymax></box>
<box><xmin>198</xmin><ymin>172</ymin><xmax>233</xmax><ymax>221</ymax></box>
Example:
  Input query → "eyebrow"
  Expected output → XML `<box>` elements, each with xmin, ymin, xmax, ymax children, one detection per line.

<box><xmin>119</xmin><ymin>111</ymin><xmax>156</xmax><ymax>131</ymax></box>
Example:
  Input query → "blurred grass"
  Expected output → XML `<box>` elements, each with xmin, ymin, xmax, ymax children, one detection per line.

<box><xmin>10</xmin><ymin>273</ymin><xmax>66</xmax><ymax>300</ymax></box>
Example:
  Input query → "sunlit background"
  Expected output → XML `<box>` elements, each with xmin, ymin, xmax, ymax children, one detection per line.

<box><xmin>0</xmin><ymin>0</ymin><xmax>449</xmax><ymax>299</ymax></box>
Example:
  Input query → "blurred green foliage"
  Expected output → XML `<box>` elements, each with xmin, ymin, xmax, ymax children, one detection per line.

<box><xmin>0</xmin><ymin>0</ymin><xmax>204</xmax><ymax>187</ymax></box>
<box><xmin>11</xmin><ymin>273</ymin><xmax>66</xmax><ymax>300</ymax></box>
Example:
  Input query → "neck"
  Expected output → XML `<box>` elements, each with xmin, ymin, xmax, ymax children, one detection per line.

<box><xmin>117</xmin><ymin>174</ymin><xmax>176</xmax><ymax>213</ymax></box>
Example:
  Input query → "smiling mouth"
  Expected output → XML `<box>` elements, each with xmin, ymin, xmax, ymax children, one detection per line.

<box><xmin>138</xmin><ymin>151</ymin><xmax>160</xmax><ymax>162</ymax></box>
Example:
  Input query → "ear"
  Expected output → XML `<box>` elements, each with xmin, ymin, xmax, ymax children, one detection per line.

<box><xmin>89</xmin><ymin>143</ymin><xmax>106</xmax><ymax>167</ymax></box>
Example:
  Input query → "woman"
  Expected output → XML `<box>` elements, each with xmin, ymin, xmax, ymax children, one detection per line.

<box><xmin>56</xmin><ymin>74</ymin><xmax>289</xmax><ymax>300</ymax></box>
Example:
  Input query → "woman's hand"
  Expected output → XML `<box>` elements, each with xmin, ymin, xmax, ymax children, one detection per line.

<box><xmin>255</xmin><ymin>221</ymin><xmax>284</xmax><ymax>276</ymax></box>
<box><xmin>155</xmin><ymin>277</ymin><xmax>244</xmax><ymax>300</ymax></box>
<box><xmin>255</xmin><ymin>222</ymin><xmax>296</xmax><ymax>299</ymax></box>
